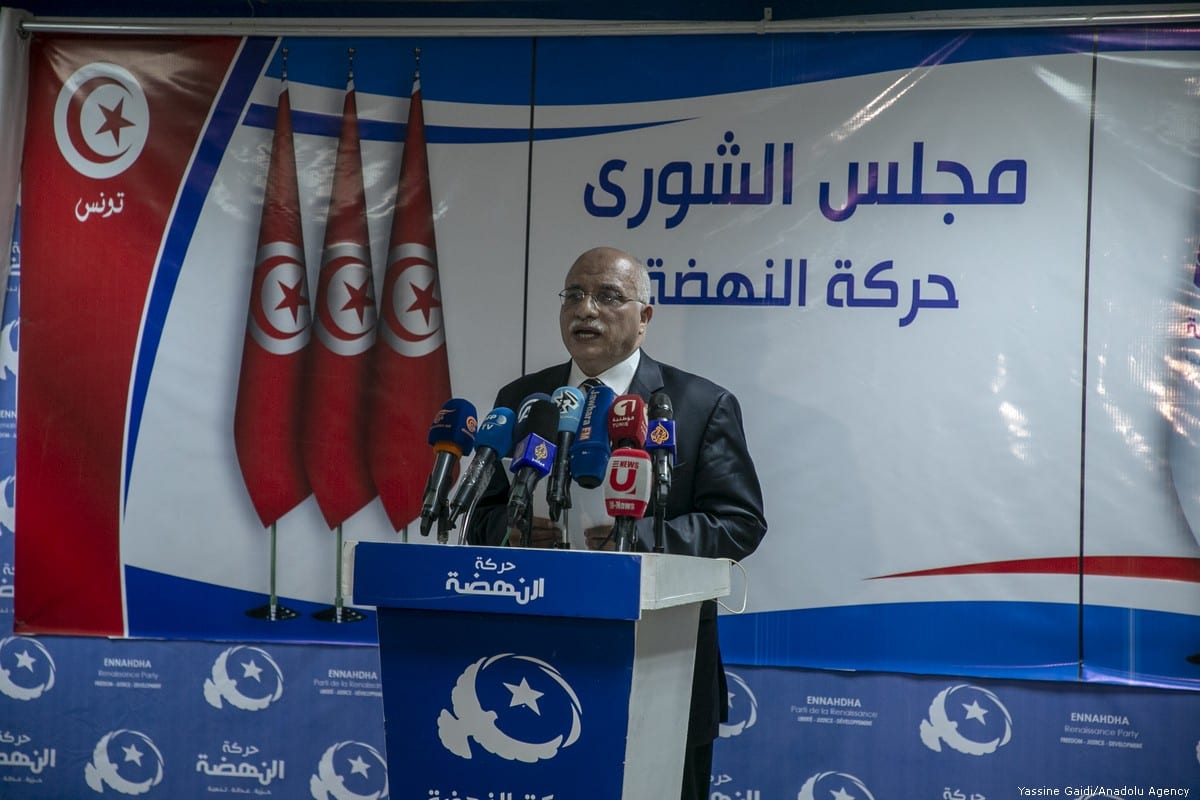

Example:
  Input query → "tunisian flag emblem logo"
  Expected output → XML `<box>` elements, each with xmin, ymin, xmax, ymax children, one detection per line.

<box><xmin>53</xmin><ymin>62</ymin><xmax>149</xmax><ymax>179</ymax></box>
<box><xmin>248</xmin><ymin>241</ymin><xmax>311</xmax><ymax>355</ymax></box>
<box><xmin>312</xmin><ymin>242</ymin><xmax>376</xmax><ymax>357</ymax></box>
<box><xmin>379</xmin><ymin>242</ymin><xmax>444</xmax><ymax>357</ymax></box>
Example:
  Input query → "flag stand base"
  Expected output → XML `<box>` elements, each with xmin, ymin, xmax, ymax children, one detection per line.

<box><xmin>245</xmin><ymin>603</ymin><xmax>299</xmax><ymax>621</ymax></box>
<box><xmin>313</xmin><ymin>605</ymin><xmax>366</xmax><ymax>623</ymax></box>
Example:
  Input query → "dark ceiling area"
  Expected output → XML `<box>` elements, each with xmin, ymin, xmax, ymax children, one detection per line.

<box><xmin>12</xmin><ymin>1</ymin><xmax>1200</xmax><ymax>22</ymax></box>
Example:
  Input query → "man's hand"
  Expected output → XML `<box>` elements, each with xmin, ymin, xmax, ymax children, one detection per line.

<box><xmin>584</xmin><ymin>525</ymin><xmax>616</xmax><ymax>551</ymax></box>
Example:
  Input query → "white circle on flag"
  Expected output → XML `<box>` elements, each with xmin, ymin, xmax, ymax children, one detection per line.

<box><xmin>314</xmin><ymin>242</ymin><xmax>376</xmax><ymax>356</ymax></box>
<box><xmin>249</xmin><ymin>242</ymin><xmax>311</xmax><ymax>355</ymax></box>
<box><xmin>53</xmin><ymin>62</ymin><xmax>149</xmax><ymax>179</ymax></box>
<box><xmin>381</xmin><ymin>242</ymin><xmax>445</xmax><ymax>357</ymax></box>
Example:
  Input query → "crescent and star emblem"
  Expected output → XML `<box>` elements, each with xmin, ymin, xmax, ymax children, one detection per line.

<box><xmin>54</xmin><ymin>62</ymin><xmax>149</xmax><ymax>179</ymax></box>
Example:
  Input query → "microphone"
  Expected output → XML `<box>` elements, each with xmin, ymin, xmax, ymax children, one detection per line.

<box><xmin>546</xmin><ymin>386</ymin><xmax>585</xmax><ymax>524</ymax></box>
<box><xmin>446</xmin><ymin>406</ymin><xmax>515</xmax><ymax>529</ymax></box>
<box><xmin>569</xmin><ymin>385</ymin><xmax>616</xmax><ymax>490</ymax></box>
<box><xmin>507</xmin><ymin>394</ymin><xmax>559</xmax><ymax>537</ymax></box>
<box><xmin>604</xmin><ymin>447</ymin><xmax>652</xmax><ymax>552</ymax></box>
<box><xmin>607</xmin><ymin>393</ymin><xmax>648</xmax><ymax>449</ymax></box>
<box><xmin>645</xmin><ymin>392</ymin><xmax>675</xmax><ymax>554</ymax></box>
<box><xmin>419</xmin><ymin>398</ymin><xmax>478</xmax><ymax>541</ymax></box>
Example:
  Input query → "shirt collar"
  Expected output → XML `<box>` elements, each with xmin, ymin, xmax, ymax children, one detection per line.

<box><xmin>568</xmin><ymin>349</ymin><xmax>641</xmax><ymax>396</ymax></box>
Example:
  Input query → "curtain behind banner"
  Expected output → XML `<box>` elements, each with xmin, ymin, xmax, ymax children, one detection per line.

<box><xmin>0</xmin><ymin>8</ymin><xmax>30</xmax><ymax>290</ymax></box>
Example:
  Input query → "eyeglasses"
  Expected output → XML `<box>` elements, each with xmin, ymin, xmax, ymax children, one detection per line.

<box><xmin>558</xmin><ymin>288</ymin><xmax>644</xmax><ymax>308</ymax></box>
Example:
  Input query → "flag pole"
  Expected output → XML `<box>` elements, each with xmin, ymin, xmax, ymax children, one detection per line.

<box><xmin>241</xmin><ymin>48</ymin><xmax>302</xmax><ymax>623</ymax></box>
<box><xmin>313</xmin><ymin>523</ymin><xmax>365</xmax><ymax>623</ymax></box>
<box><xmin>246</xmin><ymin>521</ymin><xmax>298</xmax><ymax>621</ymax></box>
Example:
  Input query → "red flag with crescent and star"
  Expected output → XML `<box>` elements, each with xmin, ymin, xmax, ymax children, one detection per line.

<box><xmin>16</xmin><ymin>36</ymin><xmax>243</xmax><ymax>635</ymax></box>
<box><xmin>367</xmin><ymin>68</ymin><xmax>453</xmax><ymax>531</ymax></box>
<box><xmin>302</xmin><ymin>77</ymin><xmax>378</xmax><ymax>529</ymax></box>
<box><xmin>233</xmin><ymin>80</ymin><xmax>313</xmax><ymax>528</ymax></box>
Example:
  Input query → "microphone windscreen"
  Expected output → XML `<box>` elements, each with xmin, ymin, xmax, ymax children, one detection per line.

<box><xmin>603</xmin><ymin>447</ymin><xmax>653</xmax><ymax>518</ymax></box>
<box><xmin>552</xmin><ymin>386</ymin><xmax>586</xmax><ymax>434</ymax></box>
<box><xmin>608</xmin><ymin>394</ymin><xmax>648</xmax><ymax>448</ymax></box>
<box><xmin>570</xmin><ymin>385</ymin><xmax>616</xmax><ymax>489</ymax></box>
<box><xmin>475</xmin><ymin>407</ymin><xmax>514</xmax><ymax>456</ymax></box>
<box><xmin>574</xmin><ymin>385</ymin><xmax>615</xmax><ymax>447</ymax></box>
<box><xmin>514</xmin><ymin>393</ymin><xmax>560</xmax><ymax>442</ymax></box>
<box><xmin>649</xmin><ymin>391</ymin><xmax>674</xmax><ymax>421</ymax></box>
<box><xmin>427</xmin><ymin>398</ymin><xmax>477</xmax><ymax>456</ymax></box>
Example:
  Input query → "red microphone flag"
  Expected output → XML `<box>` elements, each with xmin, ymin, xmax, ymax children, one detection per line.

<box><xmin>368</xmin><ymin>70</ymin><xmax>453</xmax><ymax>531</ymax></box>
<box><xmin>233</xmin><ymin>82</ymin><xmax>313</xmax><ymax>527</ymax></box>
<box><xmin>302</xmin><ymin>78</ymin><xmax>379</xmax><ymax>528</ymax></box>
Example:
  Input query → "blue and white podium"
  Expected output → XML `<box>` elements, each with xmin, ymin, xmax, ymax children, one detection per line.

<box><xmin>349</xmin><ymin>541</ymin><xmax>730</xmax><ymax>800</ymax></box>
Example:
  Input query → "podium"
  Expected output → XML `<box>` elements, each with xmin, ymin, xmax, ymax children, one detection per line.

<box><xmin>349</xmin><ymin>541</ymin><xmax>730</xmax><ymax>800</ymax></box>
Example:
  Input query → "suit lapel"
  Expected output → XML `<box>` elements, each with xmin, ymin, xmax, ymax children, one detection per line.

<box><xmin>628</xmin><ymin>351</ymin><xmax>665</xmax><ymax>399</ymax></box>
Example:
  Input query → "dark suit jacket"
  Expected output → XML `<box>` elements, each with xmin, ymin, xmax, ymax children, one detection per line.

<box><xmin>467</xmin><ymin>350</ymin><xmax>768</xmax><ymax>745</ymax></box>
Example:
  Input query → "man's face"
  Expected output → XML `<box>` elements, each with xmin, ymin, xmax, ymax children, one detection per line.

<box><xmin>559</xmin><ymin>251</ymin><xmax>652</xmax><ymax>376</ymax></box>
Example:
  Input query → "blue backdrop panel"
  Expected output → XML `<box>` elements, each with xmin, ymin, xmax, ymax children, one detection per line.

<box><xmin>712</xmin><ymin>665</ymin><xmax>1200</xmax><ymax>797</ymax></box>
<box><xmin>0</xmin><ymin>635</ymin><xmax>386</xmax><ymax>798</ymax></box>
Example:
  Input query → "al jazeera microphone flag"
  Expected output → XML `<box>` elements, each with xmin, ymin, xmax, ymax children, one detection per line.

<box><xmin>368</xmin><ymin>67</ymin><xmax>453</xmax><ymax>531</ymax></box>
<box><xmin>233</xmin><ymin>79</ymin><xmax>313</xmax><ymax>528</ymax></box>
<box><xmin>301</xmin><ymin>76</ymin><xmax>379</xmax><ymax>529</ymax></box>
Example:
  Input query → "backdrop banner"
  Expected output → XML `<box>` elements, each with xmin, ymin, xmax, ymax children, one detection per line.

<box><xmin>1</xmin><ymin>632</ymin><xmax>1199</xmax><ymax>797</ymax></box>
<box><xmin>13</xmin><ymin>28</ymin><xmax>1200</xmax><ymax>693</ymax></box>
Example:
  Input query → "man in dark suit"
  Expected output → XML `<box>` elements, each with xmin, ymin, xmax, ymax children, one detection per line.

<box><xmin>468</xmin><ymin>245</ymin><xmax>767</xmax><ymax>800</ymax></box>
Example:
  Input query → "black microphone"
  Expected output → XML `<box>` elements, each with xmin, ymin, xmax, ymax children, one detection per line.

<box><xmin>646</xmin><ymin>392</ymin><xmax>675</xmax><ymax>497</ymax></box>
<box><xmin>419</xmin><ymin>398</ymin><xmax>478</xmax><ymax>541</ymax></box>
<box><xmin>546</xmin><ymin>386</ymin><xmax>585</xmax><ymax>525</ymax></box>
<box><xmin>645</xmin><ymin>392</ymin><xmax>676</xmax><ymax>553</ymax></box>
<box><xmin>446</xmin><ymin>407</ymin><xmax>515</xmax><ymax>529</ymax></box>
<box><xmin>506</xmin><ymin>394</ymin><xmax>559</xmax><ymax>537</ymax></box>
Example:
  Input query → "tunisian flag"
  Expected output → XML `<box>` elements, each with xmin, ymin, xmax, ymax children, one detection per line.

<box><xmin>233</xmin><ymin>81</ymin><xmax>312</xmax><ymax>528</ymax></box>
<box><xmin>368</xmin><ymin>71</ymin><xmax>453</xmax><ymax>531</ymax></box>
<box><xmin>302</xmin><ymin>78</ymin><xmax>378</xmax><ymax>528</ymax></box>
<box><xmin>16</xmin><ymin>36</ymin><xmax>246</xmax><ymax>636</ymax></box>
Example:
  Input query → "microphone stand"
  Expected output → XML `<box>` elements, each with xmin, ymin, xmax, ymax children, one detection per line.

<box><xmin>436</xmin><ymin>507</ymin><xmax>452</xmax><ymax>544</ymax></box>
<box><xmin>551</xmin><ymin>483</ymin><xmax>573</xmax><ymax>549</ymax></box>
<box><xmin>457</xmin><ymin>495</ymin><xmax>480</xmax><ymax>546</ymax></box>
<box><xmin>516</xmin><ymin>514</ymin><xmax>532</xmax><ymax>548</ymax></box>
<box><xmin>652</xmin><ymin>492</ymin><xmax>666</xmax><ymax>553</ymax></box>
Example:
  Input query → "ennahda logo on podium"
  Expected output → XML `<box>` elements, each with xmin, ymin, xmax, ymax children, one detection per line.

<box><xmin>354</xmin><ymin>542</ymin><xmax>730</xmax><ymax>800</ymax></box>
<box><xmin>437</xmin><ymin>653</ymin><xmax>583</xmax><ymax>762</ymax></box>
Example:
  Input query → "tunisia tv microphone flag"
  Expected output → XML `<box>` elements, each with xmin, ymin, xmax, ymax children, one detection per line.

<box><xmin>368</xmin><ymin>66</ymin><xmax>453</xmax><ymax>531</ymax></box>
<box><xmin>302</xmin><ymin>76</ymin><xmax>378</xmax><ymax>528</ymax></box>
<box><xmin>233</xmin><ymin>80</ymin><xmax>313</xmax><ymax>527</ymax></box>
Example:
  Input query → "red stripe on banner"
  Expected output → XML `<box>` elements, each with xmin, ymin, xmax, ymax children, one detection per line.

<box><xmin>368</xmin><ymin>76</ymin><xmax>453</xmax><ymax>531</ymax></box>
<box><xmin>15</xmin><ymin>36</ymin><xmax>242</xmax><ymax>636</ymax></box>
<box><xmin>870</xmin><ymin>555</ymin><xmax>1200</xmax><ymax>582</ymax></box>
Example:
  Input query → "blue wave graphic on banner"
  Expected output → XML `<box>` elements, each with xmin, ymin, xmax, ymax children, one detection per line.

<box><xmin>124</xmin><ymin>38</ymin><xmax>276</xmax><ymax>508</ymax></box>
<box><xmin>242</xmin><ymin>103</ymin><xmax>689</xmax><ymax>143</ymax></box>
